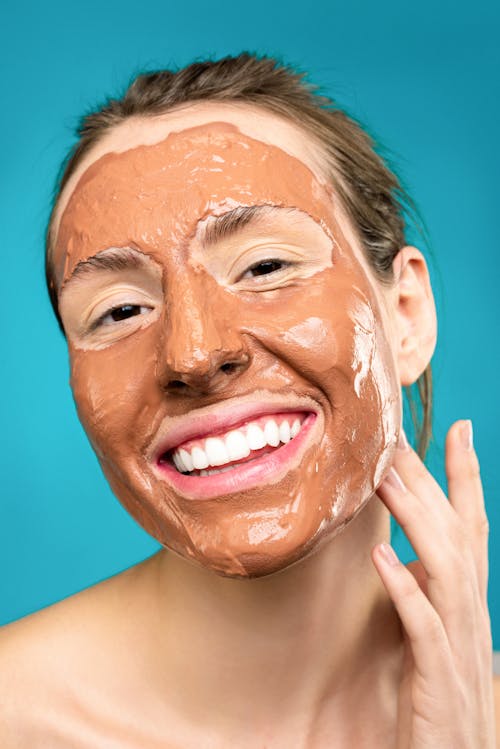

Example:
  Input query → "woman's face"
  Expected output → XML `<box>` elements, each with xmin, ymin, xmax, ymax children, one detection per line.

<box><xmin>54</xmin><ymin>103</ymin><xmax>402</xmax><ymax>578</ymax></box>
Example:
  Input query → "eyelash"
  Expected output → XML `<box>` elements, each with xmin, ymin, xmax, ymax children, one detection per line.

<box><xmin>88</xmin><ymin>259</ymin><xmax>292</xmax><ymax>331</ymax></box>
<box><xmin>241</xmin><ymin>258</ymin><xmax>292</xmax><ymax>280</ymax></box>
<box><xmin>91</xmin><ymin>304</ymin><xmax>149</xmax><ymax>330</ymax></box>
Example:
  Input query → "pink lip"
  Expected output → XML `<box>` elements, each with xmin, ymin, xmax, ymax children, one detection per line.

<box><xmin>154</xmin><ymin>412</ymin><xmax>317</xmax><ymax>500</ymax></box>
<box><xmin>149</xmin><ymin>396</ymin><xmax>320</xmax><ymax>459</ymax></box>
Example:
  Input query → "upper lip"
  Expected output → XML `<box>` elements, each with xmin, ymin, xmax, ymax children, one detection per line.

<box><xmin>147</xmin><ymin>390</ymin><xmax>320</xmax><ymax>462</ymax></box>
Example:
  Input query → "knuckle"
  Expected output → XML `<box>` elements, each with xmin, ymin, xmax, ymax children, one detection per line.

<box><xmin>465</xmin><ymin>454</ymin><xmax>481</xmax><ymax>480</ymax></box>
<box><xmin>413</xmin><ymin>462</ymin><xmax>430</xmax><ymax>483</ymax></box>
<box><xmin>475</xmin><ymin>514</ymin><xmax>490</xmax><ymax>537</ymax></box>
<box><xmin>457</xmin><ymin>528</ymin><xmax>473</xmax><ymax>555</ymax></box>
<box><xmin>396</xmin><ymin>504</ymin><xmax>419</xmax><ymax>533</ymax></box>
<box><xmin>398</xmin><ymin>575</ymin><xmax>421</xmax><ymax>603</ymax></box>
<box><xmin>479</xmin><ymin>625</ymin><xmax>493</xmax><ymax>661</ymax></box>
<box><xmin>447</xmin><ymin>451</ymin><xmax>481</xmax><ymax>480</ymax></box>
<box><xmin>444</xmin><ymin>519</ymin><xmax>467</xmax><ymax>551</ymax></box>
<box><xmin>440</xmin><ymin>591</ymin><xmax>474</xmax><ymax>624</ymax></box>
<box><xmin>422</xmin><ymin>615</ymin><xmax>446</xmax><ymax>645</ymax></box>
<box><xmin>453</xmin><ymin>548</ymin><xmax>477</xmax><ymax>584</ymax></box>
<box><xmin>478</xmin><ymin>607</ymin><xmax>493</xmax><ymax>638</ymax></box>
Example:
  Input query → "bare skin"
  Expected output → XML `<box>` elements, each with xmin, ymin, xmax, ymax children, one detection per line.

<box><xmin>0</xmin><ymin>503</ymin><xmax>403</xmax><ymax>748</ymax></box>
<box><xmin>0</xmin><ymin>104</ymin><xmax>496</xmax><ymax>748</ymax></box>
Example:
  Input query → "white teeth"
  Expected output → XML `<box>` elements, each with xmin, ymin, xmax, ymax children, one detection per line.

<box><xmin>179</xmin><ymin>448</ymin><xmax>193</xmax><ymax>472</ymax></box>
<box><xmin>199</xmin><ymin>465</ymin><xmax>235</xmax><ymax>476</ymax></box>
<box><xmin>170</xmin><ymin>414</ymin><xmax>305</xmax><ymax>473</ymax></box>
<box><xmin>205</xmin><ymin>437</ymin><xmax>230</xmax><ymax>466</ymax></box>
<box><xmin>246</xmin><ymin>423</ymin><xmax>267</xmax><ymax>450</ymax></box>
<box><xmin>264</xmin><ymin>419</ymin><xmax>280</xmax><ymax>447</ymax></box>
<box><xmin>225</xmin><ymin>430</ymin><xmax>251</xmax><ymax>461</ymax></box>
<box><xmin>279</xmin><ymin>420</ymin><xmax>291</xmax><ymax>444</ymax></box>
<box><xmin>172</xmin><ymin>453</ymin><xmax>184</xmax><ymax>472</ymax></box>
<box><xmin>191</xmin><ymin>446</ymin><xmax>209</xmax><ymax>470</ymax></box>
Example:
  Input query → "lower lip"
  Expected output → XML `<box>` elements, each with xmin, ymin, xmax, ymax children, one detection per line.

<box><xmin>154</xmin><ymin>412</ymin><xmax>317</xmax><ymax>500</ymax></box>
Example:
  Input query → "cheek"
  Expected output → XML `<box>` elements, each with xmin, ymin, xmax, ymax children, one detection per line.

<box><xmin>69</xmin><ymin>331</ymin><xmax>198</xmax><ymax>549</ymax></box>
<box><xmin>65</xmin><ymin>269</ymin><xmax>401</xmax><ymax>578</ymax></box>
<box><xmin>238</xmin><ymin>267</ymin><xmax>395</xmax><ymax>394</ymax></box>
<box><xmin>69</xmin><ymin>328</ymin><xmax>162</xmax><ymax>461</ymax></box>
<box><xmin>238</xmin><ymin>269</ymin><xmax>401</xmax><ymax>489</ymax></box>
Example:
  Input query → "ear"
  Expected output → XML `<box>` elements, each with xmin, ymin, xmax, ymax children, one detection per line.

<box><xmin>392</xmin><ymin>246</ymin><xmax>437</xmax><ymax>386</ymax></box>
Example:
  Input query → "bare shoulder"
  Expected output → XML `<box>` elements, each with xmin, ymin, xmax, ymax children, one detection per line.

<box><xmin>0</xmin><ymin>553</ymin><xmax>161</xmax><ymax>748</ymax></box>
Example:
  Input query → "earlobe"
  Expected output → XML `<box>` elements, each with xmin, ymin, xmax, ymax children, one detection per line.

<box><xmin>393</xmin><ymin>246</ymin><xmax>437</xmax><ymax>386</ymax></box>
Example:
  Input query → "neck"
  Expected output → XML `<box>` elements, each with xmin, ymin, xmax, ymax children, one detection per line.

<box><xmin>143</xmin><ymin>495</ymin><xmax>402</xmax><ymax>745</ymax></box>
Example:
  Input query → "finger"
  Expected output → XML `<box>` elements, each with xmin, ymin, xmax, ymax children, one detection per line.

<box><xmin>392</xmin><ymin>430</ymin><xmax>453</xmax><ymax>522</ymax></box>
<box><xmin>445</xmin><ymin>420</ymin><xmax>489</xmax><ymax>604</ymax></box>
<box><xmin>385</xmin><ymin>432</ymin><xmax>480</xmax><ymax>606</ymax></box>
<box><xmin>406</xmin><ymin>559</ymin><xmax>429</xmax><ymax>599</ymax></box>
<box><xmin>376</xmin><ymin>473</ymin><xmax>477</xmax><ymax>654</ymax></box>
<box><xmin>371</xmin><ymin>542</ymin><xmax>454</xmax><ymax>684</ymax></box>
<box><xmin>376</xmin><ymin>470</ymin><xmax>466</xmax><ymax>587</ymax></box>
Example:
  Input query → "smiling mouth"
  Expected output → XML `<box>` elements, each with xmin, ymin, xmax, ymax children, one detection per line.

<box><xmin>159</xmin><ymin>411</ymin><xmax>308</xmax><ymax>476</ymax></box>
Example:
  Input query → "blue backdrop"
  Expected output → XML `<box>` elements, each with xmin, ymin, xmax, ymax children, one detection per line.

<box><xmin>1</xmin><ymin>0</ymin><xmax>499</xmax><ymax>646</ymax></box>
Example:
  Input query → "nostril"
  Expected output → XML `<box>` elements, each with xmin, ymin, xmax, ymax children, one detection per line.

<box><xmin>162</xmin><ymin>354</ymin><xmax>249</xmax><ymax>392</ymax></box>
<box><xmin>168</xmin><ymin>380</ymin><xmax>188</xmax><ymax>390</ymax></box>
<box><xmin>220</xmin><ymin>362</ymin><xmax>237</xmax><ymax>374</ymax></box>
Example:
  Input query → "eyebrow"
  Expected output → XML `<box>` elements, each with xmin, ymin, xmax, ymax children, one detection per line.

<box><xmin>200</xmin><ymin>205</ymin><xmax>287</xmax><ymax>247</ymax></box>
<box><xmin>64</xmin><ymin>247</ymin><xmax>147</xmax><ymax>285</ymax></box>
<box><xmin>64</xmin><ymin>205</ymin><xmax>292</xmax><ymax>285</ymax></box>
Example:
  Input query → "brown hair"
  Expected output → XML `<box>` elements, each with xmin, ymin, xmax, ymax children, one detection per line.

<box><xmin>45</xmin><ymin>52</ymin><xmax>432</xmax><ymax>457</ymax></box>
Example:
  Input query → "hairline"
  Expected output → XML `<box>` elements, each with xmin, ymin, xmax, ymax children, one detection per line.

<box><xmin>46</xmin><ymin>102</ymin><xmax>354</xmax><ymax>290</ymax></box>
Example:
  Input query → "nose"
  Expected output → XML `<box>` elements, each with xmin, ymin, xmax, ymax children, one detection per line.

<box><xmin>157</xmin><ymin>272</ymin><xmax>250</xmax><ymax>395</ymax></box>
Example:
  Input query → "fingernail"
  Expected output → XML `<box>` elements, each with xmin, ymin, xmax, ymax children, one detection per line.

<box><xmin>397</xmin><ymin>429</ymin><xmax>409</xmax><ymax>451</ymax></box>
<box><xmin>379</xmin><ymin>542</ymin><xmax>400</xmax><ymax>567</ymax></box>
<box><xmin>384</xmin><ymin>467</ymin><xmax>407</xmax><ymax>493</ymax></box>
<box><xmin>460</xmin><ymin>420</ymin><xmax>473</xmax><ymax>451</ymax></box>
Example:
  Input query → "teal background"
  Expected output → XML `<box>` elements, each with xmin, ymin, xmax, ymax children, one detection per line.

<box><xmin>1</xmin><ymin>1</ymin><xmax>499</xmax><ymax>645</ymax></box>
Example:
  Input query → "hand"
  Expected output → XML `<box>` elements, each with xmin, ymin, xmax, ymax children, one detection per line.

<box><xmin>372</xmin><ymin>420</ymin><xmax>495</xmax><ymax>749</ymax></box>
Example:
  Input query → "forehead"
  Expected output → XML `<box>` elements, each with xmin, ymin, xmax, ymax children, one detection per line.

<box><xmin>54</xmin><ymin>102</ymin><xmax>328</xmax><ymax>233</ymax></box>
<box><xmin>53</xmin><ymin>103</ymin><xmax>366</xmax><ymax>287</ymax></box>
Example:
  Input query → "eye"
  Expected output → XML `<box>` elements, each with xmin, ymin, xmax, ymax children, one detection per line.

<box><xmin>94</xmin><ymin>303</ymin><xmax>150</xmax><ymax>328</ymax></box>
<box><xmin>109</xmin><ymin>304</ymin><xmax>142</xmax><ymax>321</ymax></box>
<box><xmin>243</xmin><ymin>260</ymin><xmax>290</xmax><ymax>278</ymax></box>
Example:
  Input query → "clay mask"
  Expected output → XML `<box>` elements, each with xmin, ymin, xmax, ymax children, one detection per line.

<box><xmin>55</xmin><ymin>122</ymin><xmax>401</xmax><ymax>578</ymax></box>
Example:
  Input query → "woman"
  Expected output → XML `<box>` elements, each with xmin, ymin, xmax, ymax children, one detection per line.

<box><xmin>0</xmin><ymin>53</ymin><xmax>496</xmax><ymax>747</ymax></box>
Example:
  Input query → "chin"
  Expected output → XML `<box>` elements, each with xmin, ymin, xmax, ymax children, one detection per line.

<box><xmin>98</xmin><ymin>416</ymin><xmax>397</xmax><ymax>580</ymax></box>
<box><xmin>165</xmin><ymin>493</ymin><xmax>372</xmax><ymax>579</ymax></box>
<box><xmin>111</xmin><ymin>474</ymin><xmax>371</xmax><ymax>580</ymax></box>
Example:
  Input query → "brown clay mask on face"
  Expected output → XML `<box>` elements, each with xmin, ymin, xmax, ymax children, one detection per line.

<box><xmin>56</xmin><ymin>122</ymin><xmax>401</xmax><ymax>578</ymax></box>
